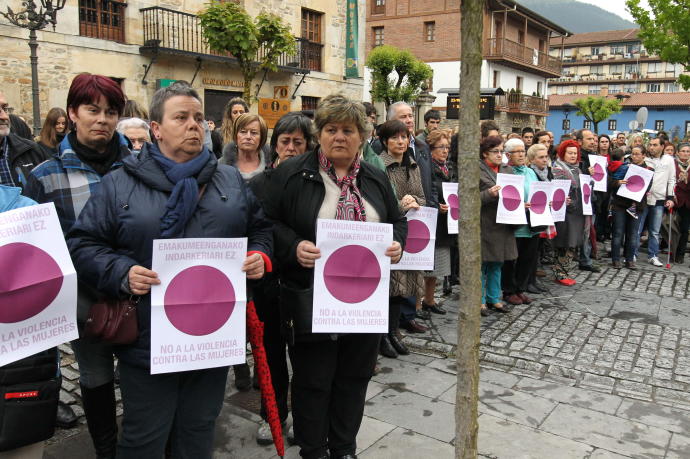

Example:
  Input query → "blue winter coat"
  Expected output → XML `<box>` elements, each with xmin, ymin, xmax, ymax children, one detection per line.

<box><xmin>66</xmin><ymin>144</ymin><xmax>273</xmax><ymax>368</ymax></box>
<box><xmin>0</xmin><ymin>185</ymin><xmax>37</xmax><ymax>211</ymax></box>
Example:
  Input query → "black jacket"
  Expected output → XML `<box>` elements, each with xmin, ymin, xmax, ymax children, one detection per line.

<box><xmin>4</xmin><ymin>134</ymin><xmax>50</xmax><ymax>188</ymax></box>
<box><xmin>431</xmin><ymin>161</ymin><xmax>455</xmax><ymax>247</ymax></box>
<box><xmin>67</xmin><ymin>144</ymin><xmax>273</xmax><ymax>368</ymax></box>
<box><xmin>263</xmin><ymin>150</ymin><xmax>407</xmax><ymax>342</ymax></box>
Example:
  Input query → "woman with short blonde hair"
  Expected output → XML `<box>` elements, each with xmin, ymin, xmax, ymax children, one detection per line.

<box><xmin>220</xmin><ymin>113</ymin><xmax>269</xmax><ymax>181</ymax></box>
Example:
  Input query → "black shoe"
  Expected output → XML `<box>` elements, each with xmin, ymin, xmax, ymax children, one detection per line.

<box><xmin>578</xmin><ymin>264</ymin><xmax>601</xmax><ymax>273</ymax></box>
<box><xmin>442</xmin><ymin>277</ymin><xmax>452</xmax><ymax>296</ymax></box>
<box><xmin>233</xmin><ymin>363</ymin><xmax>252</xmax><ymax>392</ymax></box>
<box><xmin>450</xmin><ymin>275</ymin><xmax>459</xmax><ymax>286</ymax></box>
<box><xmin>415</xmin><ymin>309</ymin><xmax>431</xmax><ymax>321</ymax></box>
<box><xmin>480</xmin><ymin>306</ymin><xmax>491</xmax><ymax>317</ymax></box>
<box><xmin>400</xmin><ymin>320</ymin><xmax>428</xmax><ymax>333</ymax></box>
<box><xmin>335</xmin><ymin>455</ymin><xmax>357</xmax><ymax>459</ymax></box>
<box><xmin>423</xmin><ymin>301</ymin><xmax>447</xmax><ymax>315</ymax></box>
<box><xmin>526</xmin><ymin>284</ymin><xmax>542</xmax><ymax>294</ymax></box>
<box><xmin>379</xmin><ymin>335</ymin><xmax>398</xmax><ymax>358</ymax></box>
<box><xmin>56</xmin><ymin>401</ymin><xmax>78</xmax><ymax>429</ymax></box>
<box><xmin>388</xmin><ymin>332</ymin><xmax>409</xmax><ymax>355</ymax></box>
<box><xmin>80</xmin><ymin>381</ymin><xmax>117</xmax><ymax>458</ymax></box>
<box><xmin>488</xmin><ymin>303</ymin><xmax>512</xmax><ymax>313</ymax></box>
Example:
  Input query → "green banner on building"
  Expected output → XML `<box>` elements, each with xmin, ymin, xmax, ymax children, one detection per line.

<box><xmin>345</xmin><ymin>0</ymin><xmax>359</xmax><ymax>78</ymax></box>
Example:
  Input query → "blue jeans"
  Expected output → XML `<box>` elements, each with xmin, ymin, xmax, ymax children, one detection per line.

<box><xmin>636</xmin><ymin>204</ymin><xmax>665</xmax><ymax>258</ymax></box>
<box><xmin>481</xmin><ymin>262</ymin><xmax>503</xmax><ymax>304</ymax></box>
<box><xmin>611</xmin><ymin>208</ymin><xmax>640</xmax><ymax>262</ymax></box>
<box><xmin>579</xmin><ymin>214</ymin><xmax>593</xmax><ymax>267</ymax></box>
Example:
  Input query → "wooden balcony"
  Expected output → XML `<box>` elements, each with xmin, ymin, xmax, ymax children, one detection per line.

<box><xmin>495</xmin><ymin>93</ymin><xmax>549</xmax><ymax>116</ymax></box>
<box><xmin>139</xmin><ymin>7</ymin><xmax>318</xmax><ymax>73</ymax></box>
<box><xmin>484</xmin><ymin>38</ymin><xmax>562</xmax><ymax>78</ymax></box>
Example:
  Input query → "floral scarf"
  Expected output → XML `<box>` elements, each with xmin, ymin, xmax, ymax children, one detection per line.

<box><xmin>317</xmin><ymin>149</ymin><xmax>367</xmax><ymax>222</ymax></box>
<box><xmin>677</xmin><ymin>158</ymin><xmax>690</xmax><ymax>185</ymax></box>
<box><xmin>433</xmin><ymin>158</ymin><xmax>449</xmax><ymax>177</ymax></box>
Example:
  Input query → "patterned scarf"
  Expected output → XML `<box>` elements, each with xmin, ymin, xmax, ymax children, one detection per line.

<box><xmin>433</xmin><ymin>158</ymin><xmax>449</xmax><ymax>177</ymax></box>
<box><xmin>677</xmin><ymin>158</ymin><xmax>690</xmax><ymax>185</ymax></box>
<box><xmin>317</xmin><ymin>149</ymin><xmax>367</xmax><ymax>222</ymax></box>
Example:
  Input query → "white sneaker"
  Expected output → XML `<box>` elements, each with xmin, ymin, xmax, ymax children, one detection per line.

<box><xmin>649</xmin><ymin>257</ymin><xmax>663</xmax><ymax>267</ymax></box>
<box><xmin>256</xmin><ymin>420</ymin><xmax>273</xmax><ymax>446</ymax></box>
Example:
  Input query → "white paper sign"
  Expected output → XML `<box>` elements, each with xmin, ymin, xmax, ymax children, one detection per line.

<box><xmin>496</xmin><ymin>173</ymin><xmax>527</xmax><ymax>224</ymax></box>
<box><xmin>150</xmin><ymin>238</ymin><xmax>247</xmax><ymax>374</ymax></box>
<box><xmin>617</xmin><ymin>164</ymin><xmax>654</xmax><ymax>202</ymax></box>
<box><xmin>0</xmin><ymin>203</ymin><xmax>78</xmax><ymax>366</ymax></box>
<box><xmin>313</xmin><ymin>219</ymin><xmax>392</xmax><ymax>333</ymax></box>
<box><xmin>394</xmin><ymin>207</ymin><xmax>438</xmax><ymax>271</ymax></box>
<box><xmin>528</xmin><ymin>181</ymin><xmax>555</xmax><ymax>227</ymax></box>
<box><xmin>589</xmin><ymin>155</ymin><xmax>608</xmax><ymax>192</ymax></box>
<box><xmin>441</xmin><ymin>182</ymin><xmax>458</xmax><ymax>234</ymax></box>
<box><xmin>580</xmin><ymin>174</ymin><xmax>593</xmax><ymax>216</ymax></box>
<box><xmin>550</xmin><ymin>179</ymin><xmax>571</xmax><ymax>222</ymax></box>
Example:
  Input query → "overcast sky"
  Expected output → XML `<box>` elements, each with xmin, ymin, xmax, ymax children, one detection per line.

<box><xmin>575</xmin><ymin>0</ymin><xmax>650</xmax><ymax>22</ymax></box>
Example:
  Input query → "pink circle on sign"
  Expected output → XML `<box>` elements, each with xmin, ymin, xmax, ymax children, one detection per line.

<box><xmin>626</xmin><ymin>175</ymin><xmax>645</xmax><ymax>192</ymax></box>
<box><xmin>501</xmin><ymin>185</ymin><xmax>522</xmax><ymax>211</ymax></box>
<box><xmin>583</xmin><ymin>184</ymin><xmax>592</xmax><ymax>204</ymax></box>
<box><xmin>592</xmin><ymin>163</ymin><xmax>605</xmax><ymax>181</ymax></box>
<box><xmin>405</xmin><ymin>219</ymin><xmax>430</xmax><ymax>254</ymax></box>
<box><xmin>447</xmin><ymin>194</ymin><xmax>459</xmax><ymax>220</ymax></box>
<box><xmin>0</xmin><ymin>243</ymin><xmax>63</xmax><ymax>323</ymax></box>
<box><xmin>323</xmin><ymin>245</ymin><xmax>380</xmax><ymax>304</ymax></box>
<box><xmin>164</xmin><ymin>265</ymin><xmax>235</xmax><ymax>336</ymax></box>
<box><xmin>552</xmin><ymin>188</ymin><xmax>566</xmax><ymax>211</ymax></box>
<box><xmin>530</xmin><ymin>191</ymin><xmax>548</xmax><ymax>214</ymax></box>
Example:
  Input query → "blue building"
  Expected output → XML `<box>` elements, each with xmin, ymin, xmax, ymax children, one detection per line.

<box><xmin>547</xmin><ymin>92</ymin><xmax>690</xmax><ymax>141</ymax></box>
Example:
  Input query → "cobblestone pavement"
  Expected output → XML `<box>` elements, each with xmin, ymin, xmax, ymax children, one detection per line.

<box><xmin>46</xmin><ymin>248</ymin><xmax>690</xmax><ymax>458</ymax></box>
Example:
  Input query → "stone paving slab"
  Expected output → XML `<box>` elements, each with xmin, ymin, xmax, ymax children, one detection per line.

<box><xmin>666</xmin><ymin>433</ymin><xmax>690</xmax><ymax>459</ymax></box>
<box><xmin>616</xmin><ymin>399</ymin><xmax>690</xmax><ymax>434</ymax></box>
<box><xmin>359</xmin><ymin>427</ymin><xmax>454</xmax><ymax>458</ymax></box>
<box><xmin>514</xmin><ymin>377</ymin><xmax>624</xmax><ymax>415</ymax></box>
<box><xmin>478</xmin><ymin>381</ymin><xmax>558</xmax><ymax>428</ymax></box>
<box><xmin>373</xmin><ymin>360</ymin><xmax>455</xmax><ymax>399</ymax></box>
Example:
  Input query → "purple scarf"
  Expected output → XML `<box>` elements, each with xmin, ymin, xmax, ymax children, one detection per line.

<box><xmin>317</xmin><ymin>149</ymin><xmax>367</xmax><ymax>222</ymax></box>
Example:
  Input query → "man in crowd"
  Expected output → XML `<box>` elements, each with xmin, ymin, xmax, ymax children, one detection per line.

<box><xmin>481</xmin><ymin>120</ymin><xmax>500</xmax><ymax>140</ymax></box>
<box><xmin>0</xmin><ymin>92</ymin><xmax>48</xmax><ymax>188</ymax></box>
<box><xmin>616</xmin><ymin>132</ymin><xmax>627</xmax><ymax>149</ymax></box>
<box><xmin>418</xmin><ymin>109</ymin><xmax>441</xmax><ymax>143</ymax></box>
<box><xmin>522</xmin><ymin>127</ymin><xmax>534</xmax><ymax>147</ymax></box>
<box><xmin>575</xmin><ymin>128</ymin><xmax>601</xmax><ymax>272</ymax></box>
<box><xmin>362</xmin><ymin>101</ymin><xmax>378</xmax><ymax>144</ymax></box>
<box><xmin>639</xmin><ymin>137</ymin><xmax>676</xmax><ymax>267</ymax></box>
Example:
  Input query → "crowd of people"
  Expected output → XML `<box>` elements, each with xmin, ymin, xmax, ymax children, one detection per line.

<box><xmin>1</xmin><ymin>73</ymin><xmax>689</xmax><ymax>459</ymax></box>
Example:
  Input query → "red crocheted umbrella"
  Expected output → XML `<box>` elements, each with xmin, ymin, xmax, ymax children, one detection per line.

<box><xmin>246</xmin><ymin>300</ymin><xmax>284</xmax><ymax>457</ymax></box>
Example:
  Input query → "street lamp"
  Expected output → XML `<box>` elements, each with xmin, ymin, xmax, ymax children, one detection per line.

<box><xmin>562</xmin><ymin>102</ymin><xmax>574</xmax><ymax>133</ymax></box>
<box><xmin>1</xmin><ymin>0</ymin><xmax>67</xmax><ymax>136</ymax></box>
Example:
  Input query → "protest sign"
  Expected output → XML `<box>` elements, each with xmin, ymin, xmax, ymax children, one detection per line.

<box><xmin>589</xmin><ymin>155</ymin><xmax>608</xmax><ymax>192</ymax></box>
<box><xmin>528</xmin><ymin>181</ymin><xmax>555</xmax><ymax>227</ymax></box>
<box><xmin>0</xmin><ymin>203</ymin><xmax>78</xmax><ymax>366</ymax></box>
<box><xmin>441</xmin><ymin>182</ymin><xmax>458</xmax><ymax>234</ymax></box>
<box><xmin>313</xmin><ymin>219</ymin><xmax>392</xmax><ymax>333</ymax></box>
<box><xmin>150</xmin><ymin>238</ymin><xmax>247</xmax><ymax>374</ymax></box>
<box><xmin>617</xmin><ymin>164</ymin><xmax>654</xmax><ymax>202</ymax></box>
<box><xmin>393</xmin><ymin>207</ymin><xmax>438</xmax><ymax>271</ymax></box>
<box><xmin>496</xmin><ymin>173</ymin><xmax>527</xmax><ymax>224</ymax></box>
<box><xmin>550</xmin><ymin>180</ymin><xmax>571</xmax><ymax>222</ymax></box>
<box><xmin>580</xmin><ymin>174</ymin><xmax>593</xmax><ymax>216</ymax></box>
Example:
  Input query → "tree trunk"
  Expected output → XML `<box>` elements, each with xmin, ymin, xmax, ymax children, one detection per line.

<box><xmin>455</xmin><ymin>0</ymin><xmax>483</xmax><ymax>458</ymax></box>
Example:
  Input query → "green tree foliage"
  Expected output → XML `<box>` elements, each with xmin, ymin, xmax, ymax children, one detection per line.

<box><xmin>365</xmin><ymin>45</ymin><xmax>433</xmax><ymax>108</ymax></box>
<box><xmin>199</xmin><ymin>2</ymin><xmax>296</xmax><ymax>103</ymax></box>
<box><xmin>627</xmin><ymin>0</ymin><xmax>690</xmax><ymax>90</ymax></box>
<box><xmin>573</xmin><ymin>96</ymin><xmax>623</xmax><ymax>134</ymax></box>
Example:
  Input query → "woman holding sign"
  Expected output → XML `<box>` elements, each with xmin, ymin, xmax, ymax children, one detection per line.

<box><xmin>264</xmin><ymin>94</ymin><xmax>406</xmax><ymax>459</ymax></box>
<box><xmin>675</xmin><ymin>143</ymin><xmax>690</xmax><ymax>264</ymax></box>
<box><xmin>67</xmin><ymin>82</ymin><xmax>273</xmax><ymax>458</ymax></box>
<box><xmin>479</xmin><ymin>136</ymin><xmax>517</xmax><ymax>316</ymax></box>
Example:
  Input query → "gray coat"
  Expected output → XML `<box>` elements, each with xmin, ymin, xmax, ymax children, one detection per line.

<box><xmin>479</xmin><ymin>161</ymin><xmax>518</xmax><ymax>263</ymax></box>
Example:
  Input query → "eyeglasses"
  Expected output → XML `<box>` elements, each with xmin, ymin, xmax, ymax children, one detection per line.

<box><xmin>432</xmin><ymin>146</ymin><xmax>450</xmax><ymax>151</ymax></box>
<box><xmin>0</xmin><ymin>105</ymin><xmax>13</xmax><ymax>115</ymax></box>
<box><xmin>488</xmin><ymin>149</ymin><xmax>502</xmax><ymax>154</ymax></box>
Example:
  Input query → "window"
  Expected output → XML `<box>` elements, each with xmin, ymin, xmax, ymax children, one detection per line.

<box><xmin>624</xmin><ymin>63</ymin><xmax>639</xmax><ymax>77</ymax></box>
<box><xmin>301</xmin><ymin>96</ymin><xmax>320</xmax><ymax>111</ymax></box>
<box><xmin>591</xmin><ymin>46</ymin><xmax>600</xmax><ymax>55</ymax></box>
<box><xmin>608</xmin><ymin>120</ymin><xmax>617</xmax><ymax>131</ymax></box>
<box><xmin>626</xmin><ymin>43</ymin><xmax>640</xmax><ymax>54</ymax></box>
<box><xmin>373</xmin><ymin>27</ymin><xmax>384</xmax><ymax>47</ymax></box>
<box><xmin>372</xmin><ymin>0</ymin><xmax>385</xmax><ymax>14</ymax></box>
<box><xmin>79</xmin><ymin>0</ymin><xmax>126</xmax><ymax>43</ymax></box>
<box><xmin>516</xmin><ymin>76</ymin><xmax>523</xmax><ymax>92</ymax></box>
<box><xmin>623</xmin><ymin>84</ymin><xmax>638</xmax><ymax>93</ymax></box>
<box><xmin>588</xmin><ymin>84</ymin><xmax>601</xmax><ymax>94</ymax></box>
<box><xmin>562</xmin><ymin>119</ymin><xmax>570</xmax><ymax>130</ymax></box>
<box><xmin>611</xmin><ymin>45</ymin><xmax>624</xmax><ymax>54</ymax></box>
<box><xmin>608</xmin><ymin>84</ymin><xmax>622</xmax><ymax>93</ymax></box>
<box><xmin>655</xmin><ymin>120</ymin><xmax>664</xmax><ymax>131</ymax></box>
<box><xmin>647</xmin><ymin>62</ymin><xmax>661</xmax><ymax>73</ymax></box>
<box><xmin>301</xmin><ymin>9</ymin><xmax>323</xmax><ymax>72</ymax></box>
<box><xmin>609</xmin><ymin>64</ymin><xmax>623</xmax><ymax>74</ymax></box>
<box><xmin>424</xmin><ymin>22</ymin><xmax>435</xmax><ymax>42</ymax></box>
<box><xmin>493</xmin><ymin>71</ymin><xmax>500</xmax><ymax>88</ymax></box>
<box><xmin>666</xmin><ymin>82</ymin><xmax>679</xmax><ymax>93</ymax></box>
<box><xmin>302</xmin><ymin>9</ymin><xmax>322</xmax><ymax>43</ymax></box>
<box><xmin>584</xmin><ymin>120</ymin><xmax>592</xmax><ymax>130</ymax></box>
<box><xmin>536</xmin><ymin>81</ymin><xmax>543</xmax><ymax>97</ymax></box>
<box><xmin>686</xmin><ymin>121</ymin><xmax>690</xmax><ymax>137</ymax></box>
<box><xmin>589</xmin><ymin>65</ymin><xmax>603</xmax><ymax>75</ymax></box>
<box><xmin>647</xmin><ymin>83</ymin><xmax>661</xmax><ymax>92</ymax></box>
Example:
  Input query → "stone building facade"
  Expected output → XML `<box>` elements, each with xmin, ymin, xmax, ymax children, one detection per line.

<box><xmin>0</xmin><ymin>0</ymin><xmax>367</xmax><ymax>127</ymax></box>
